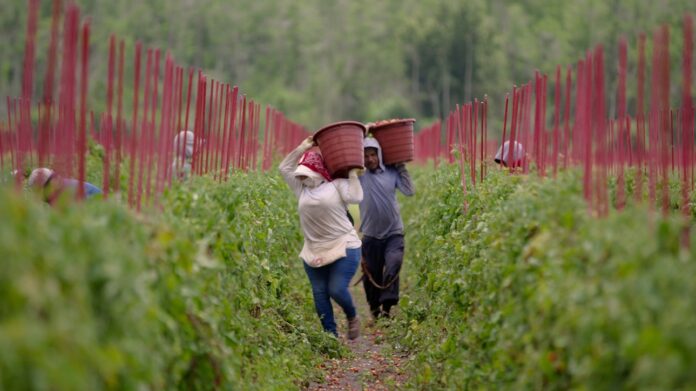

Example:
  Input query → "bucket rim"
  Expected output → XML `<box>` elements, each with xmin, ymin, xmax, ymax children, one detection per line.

<box><xmin>313</xmin><ymin>121</ymin><xmax>367</xmax><ymax>142</ymax></box>
<box><xmin>370</xmin><ymin>118</ymin><xmax>417</xmax><ymax>131</ymax></box>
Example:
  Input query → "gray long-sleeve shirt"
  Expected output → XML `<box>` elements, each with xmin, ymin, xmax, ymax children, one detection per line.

<box><xmin>359</xmin><ymin>164</ymin><xmax>414</xmax><ymax>239</ymax></box>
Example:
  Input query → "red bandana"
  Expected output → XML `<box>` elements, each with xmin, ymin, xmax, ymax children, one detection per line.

<box><xmin>298</xmin><ymin>151</ymin><xmax>332</xmax><ymax>182</ymax></box>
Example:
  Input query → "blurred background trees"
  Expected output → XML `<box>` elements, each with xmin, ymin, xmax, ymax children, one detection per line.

<box><xmin>1</xmin><ymin>0</ymin><xmax>695</xmax><ymax>130</ymax></box>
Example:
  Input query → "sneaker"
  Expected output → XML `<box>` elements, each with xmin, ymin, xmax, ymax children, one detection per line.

<box><xmin>347</xmin><ymin>316</ymin><xmax>360</xmax><ymax>340</ymax></box>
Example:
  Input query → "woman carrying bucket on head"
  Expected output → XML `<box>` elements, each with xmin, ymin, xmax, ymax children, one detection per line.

<box><xmin>279</xmin><ymin>135</ymin><xmax>364</xmax><ymax>340</ymax></box>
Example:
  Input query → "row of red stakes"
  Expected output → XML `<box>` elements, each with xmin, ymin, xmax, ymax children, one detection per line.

<box><xmin>414</xmin><ymin>15</ymin><xmax>695</xmax><ymax>219</ymax></box>
<box><xmin>0</xmin><ymin>0</ymin><xmax>310</xmax><ymax>210</ymax></box>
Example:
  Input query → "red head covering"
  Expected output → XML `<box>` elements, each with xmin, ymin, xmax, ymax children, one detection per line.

<box><xmin>298</xmin><ymin>151</ymin><xmax>332</xmax><ymax>182</ymax></box>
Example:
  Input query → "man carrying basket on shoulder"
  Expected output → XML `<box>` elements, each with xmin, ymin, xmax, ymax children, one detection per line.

<box><xmin>358</xmin><ymin>135</ymin><xmax>414</xmax><ymax>321</ymax></box>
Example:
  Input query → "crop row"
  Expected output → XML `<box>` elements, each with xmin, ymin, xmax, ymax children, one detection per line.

<box><xmin>0</xmin><ymin>172</ymin><xmax>341</xmax><ymax>390</ymax></box>
<box><xmin>391</xmin><ymin>165</ymin><xmax>696</xmax><ymax>390</ymax></box>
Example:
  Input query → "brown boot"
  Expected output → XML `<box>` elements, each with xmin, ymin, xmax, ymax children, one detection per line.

<box><xmin>347</xmin><ymin>316</ymin><xmax>360</xmax><ymax>340</ymax></box>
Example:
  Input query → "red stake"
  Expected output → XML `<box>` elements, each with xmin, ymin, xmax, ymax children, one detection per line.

<box><xmin>553</xmin><ymin>65</ymin><xmax>561</xmax><ymax>177</ymax></box>
<box><xmin>507</xmin><ymin>86</ymin><xmax>519</xmax><ymax>173</ymax></box>
<box><xmin>223</xmin><ymin>86</ymin><xmax>239</xmax><ymax>178</ymax></box>
<box><xmin>261</xmin><ymin>105</ymin><xmax>271</xmax><ymax>171</ymax></box>
<box><xmin>77</xmin><ymin>21</ymin><xmax>90</xmax><ymax>201</ymax></box>
<box><xmin>217</xmin><ymin>85</ymin><xmax>231</xmax><ymax>181</ymax></box>
<box><xmin>136</xmin><ymin>49</ymin><xmax>153</xmax><ymax>210</ymax></box>
<box><xmin>214</xmin><ymin>83</ymin><xmax>227</xmax><ymax>176</ymax></box>
<box><xmin>39</xmin><ymin>0</ymin><xmax>62</xmax><ymax>166</ymax></box>
<box><xmin>178</xmin><ymin>68</ymin><xmax>194</xmax><ymax>173</ymax></box>
<box><xmin>192</xmin><ymin>73</ymin><xmax>206</xmax><ymax>176</ymax></box>
<box><xmin>481</xmin><ymin>97</ymin><xmax>487</xmax><ymax>181</ymax></box>
<box><xmin>127</xmin><ymin>42</ymin><xmax>142</xmax><ymax>207</ymax></box>
<box><xmin>237</xmin><ymin>95</ymin><xmax>247</xmax><ymax>170</ymax></box>
<box><xmin>471</xmin><ymin>99</ymin><xmax>478</xmax><ymax>186</ymax></box>
<box><xmin>102</xmin><ymin>113</ymin><xmax>112</xmax><ymax>198</ymax></box>
<box><xmin>56</xmin><ymin>4</ymin><xmax>80</xmax><ymax>178</ymax></box>
<box><xmin>635</xmin><ymin>34</ymin><xmax>647</xmax><ymax>201</ymax></box>
<box><xmin>168</xmin><ymin>66</ymin><xmax>183</xmax><ymax>184</ymax></box>
<box><xmin>114</xmin><ymin>39</ymin><xmax>125</xmax><ymax>192</ymax></box>
<box><xmin>500</xmin><ymin>94</ymin><xmax>509</xmax><ymax>170</ymax></box>
<box><xmin>563</xmin><ymin>66</ymin><xmax>571</xmax><ymax>169</ymax></box>
<box><xmin>681</xmin><ymin>15</ymin><xmax>694</xmax><ymax>218</ymax></box>
<box><xmin>145</xmin><ymin>49</ymin><xmax>161</xmax><ymax>204</ymax></box>
<box><xmin>154</xmin><ymin>54</ymin><xmax>172</xmax><ymax>200</ymax></box>
<box><xmin>107</xmin><ymin>35</ymin><xmax>116</xmax><ymax>121</ymax></box>
<box><xmin>22</xmin><ymin>0</ymin><xmax>39</xmax><ymax>101</ymax></box>
<box><xmin>204</xmin><ymin>79</ymin><xmax>216</xmax><ymax>175</ymax></box>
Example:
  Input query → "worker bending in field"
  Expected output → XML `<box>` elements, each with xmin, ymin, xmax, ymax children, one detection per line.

<box><xmin>27</xmin><ymin>168</ymin><xmax>102</xmax><ymax>204</ymax></box>
<box><xmin>494</xmin><ymin>140</ymin><xmax>525</xmax><ymax>168</ymax></box>
<box><xmin>359</xmin><ymin>137</ymin><xmax>414</xmax><ymax>320</ymax></box>
<box><xmin>172</xmin><ymin>130</ymin><xmax>195</xmax><ymax>180</ymax></box>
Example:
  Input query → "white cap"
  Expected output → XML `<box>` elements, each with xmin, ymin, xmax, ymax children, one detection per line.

<box><xmin>173</xmin><ymin>130</ymin><xmax>195</xmax><ymax>158</ymax></box>
<box><xmin>28</xmin><ymin>168</ymin><xmax>54</xmax><ymax>188</ymax></box>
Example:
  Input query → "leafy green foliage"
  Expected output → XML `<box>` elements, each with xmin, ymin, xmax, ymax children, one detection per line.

<box><xmin>0</xmin><ymin>171</ymin><xmax>344</xmax><ymax>390</ymax></box>
<box><xmin>391</xmin><ymin>165</ymin><xmax>696</xmax><ymax>389</ymax></box>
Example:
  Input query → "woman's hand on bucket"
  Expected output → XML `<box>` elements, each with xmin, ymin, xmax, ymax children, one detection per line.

<box><xmin>300</xmin><ymin>136</ymin><xmax>316</xmax><ymax>150</ymax></box>
<box><xmin>349</xmin><ymin>168</ymin><xmax>365</xmax><ymax>177</ymax></box>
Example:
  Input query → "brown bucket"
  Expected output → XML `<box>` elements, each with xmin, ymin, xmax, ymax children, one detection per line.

<box><xmin>313</xmin><ymin>121</ymin><xmax>367</xmax><ymax>178</ymax></box>
<box><xmin>369</xmin><ymin>119</ymin><xmax>416</xmax><ymax>165</ymax></box>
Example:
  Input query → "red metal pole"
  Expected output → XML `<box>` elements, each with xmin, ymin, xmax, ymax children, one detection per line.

<box><xmin>22</xmin><ymin>0</ymin><xmax>39</xmax><ymax>102</ymax></box>
<box><xmin>681</xmin><ymin>15</ymin><xmax>694</xmax><ymax>216</ymax></box>
<box><xmin>553</xmin><ymin>65</ymin><xmax>561</xmax><ymax>177</ymax></box>
<box><xmin>237</xmin><ymin>96</ymin><xmax>247</xmax><ymax>170</ymax></box>
<box><xmin>635</xmin><ymin>34</ymin><xmax>646</xmax><ymax>201</ymax></box>
<box><xmin>500</xmin><ymin>94</ymin><xmax>509</xmax><ymax>170</ymax></box>
<box><xmin>127</xmin><ymin>42</ymin><xmax>142</xmax><ymax>207</ymax></box>
<box><xmin>223</xmin><ymin>86</ymin><xmax>239</xmax><ymax>178</ymax></box>
<box><xmin>102</xmin><ymin>113</ymin><xmax>112</xmax><ymax>198</ymax></box>
<box><xmin>136</xmin><ymin>49</ymin><xmax>153</xmax><ymax>210</ymax></box>
<box><xmin>39</xmin><ymin>0</ymin><xmax>62</xmax><ymax>167</ymax></box>
<box><xmin>145</xmin><ymin>49</ymin><xmax>160</xmax><ymax>204</ymax></box>
<box><xmin>76</xmin><ymin>21</ymin><xmax>90</xmax><ymax>201</ymax></box>
<box><xmin>563</xmin><ymin>66</ymin><xmax>571</xmax><ymax>169</ymax></box>
<box><xmin>114</xmin><ymin>39</ymin><xmax>125</xmax><ymax>192</ymax></box>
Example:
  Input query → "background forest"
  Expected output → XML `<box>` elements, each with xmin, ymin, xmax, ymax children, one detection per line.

<box><xmin>2</xmin><ymin>0</ymin><xmax>696</xmax><ymax>131</ymax></box>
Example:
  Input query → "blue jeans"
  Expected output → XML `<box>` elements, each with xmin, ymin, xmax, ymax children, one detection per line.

<box><xmin>303</xmin><ymin>247</ymin><xmax>361</xmax><ymax>335</ymax></box>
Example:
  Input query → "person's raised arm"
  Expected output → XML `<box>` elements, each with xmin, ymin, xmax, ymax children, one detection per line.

<box><xmin>334</xmin><ymin>168</ymin><xmax>364</xmax><ymax>204</ymax></box>
<box><xmin>394</xmin><ymin>163</ymin><xmax>415</xmax><ymax>196</ymax></box>
<box><xmin>279</xmin><ymin>137</ymin><xmax>315</xmax><ymax>196</ymax></box>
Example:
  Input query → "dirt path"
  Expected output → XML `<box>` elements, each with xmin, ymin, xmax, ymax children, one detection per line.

<box><xmin>306</xmin><ymin>285</ymin><xmax>408</xmax><ymax>390</ymax></box>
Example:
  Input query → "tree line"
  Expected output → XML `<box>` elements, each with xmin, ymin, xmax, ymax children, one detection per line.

<box><xmin>1</xmin><ymin>0</ymin><xmax>695</xmax><ymax>131</ymax></box>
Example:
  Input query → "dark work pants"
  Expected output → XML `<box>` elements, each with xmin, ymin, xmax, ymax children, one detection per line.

<box><xmin>361</xmin><ymin>234</ymin><xmax>404</xmax><ymax>314</ymax></box>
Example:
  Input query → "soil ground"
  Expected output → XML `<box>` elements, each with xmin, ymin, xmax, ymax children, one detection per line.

<box><xmin>306</xmin><ymin>284</ymin><xmax>409</xmax><ymax>390</ymax></box>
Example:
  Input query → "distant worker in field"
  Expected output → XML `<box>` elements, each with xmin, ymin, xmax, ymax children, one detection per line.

<box><xmin>28</xmin><ymin>167</ymin><xmax>102</xmax><ymax>204</ymax></box>
<box><xmin>359</xmin><ymin>137</ymin><xmax>414</xmax><ymax>320</ymax></box>
<box><xmin>172</xmin><ymin>130</ymin><xmax>195</xmax><ymax>180</ymax></box>
<box><xmin>494</xmin><ymin>140</ymin><xmax>525</xmax><ymax>168</ymax></box>
<box><xmin>280</xmin><ymin>136</ymin><xmax>364</xmax><ymax>340</ymax></box>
